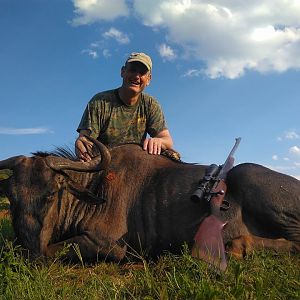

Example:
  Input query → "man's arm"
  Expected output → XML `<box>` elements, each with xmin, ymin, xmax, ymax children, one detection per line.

<box><xmin>143</xmin><ymin>129</ymin><xmax>174</xmax><ymax>155</ymax></box>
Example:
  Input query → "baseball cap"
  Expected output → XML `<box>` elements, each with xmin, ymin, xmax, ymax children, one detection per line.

<box><xmin>126</xmin><ymin>52</ymin><xmax>152</xmax><ymax>71</ymax></box>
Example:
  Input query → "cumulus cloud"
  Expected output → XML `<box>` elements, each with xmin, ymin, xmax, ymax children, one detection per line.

<box><xmin>158</xmin><ymin>43</ymin><xmax>176</xmax><ymax>60</ymax></box>
<box><xmin>289</xmin><ymin>146</ymin><xmax>300</xmax><ymax>155</ymax></box>
<box><xmin>71</xmin><ymin>0</ymin><xmax>129</xmax><ymax>25</ymax></box>
<box><xmin>71</xmin><ymin>0</ymin><xmax>300</xmax><ymax>79</ymax></box>
<box><xmin>132</xmin><ymin>0</ymin><xmax>300</xmax><ymax>79</ymax></box>
<box><xmin>103</xmin><ymin>27</ymin><xmax>130</xmax><ymax>44</ymax></box>
<box><xmin>277</xmin><ymin>129</ymin><xmax>300</xmax><ymax>141</ymax></box>
<box><xmin>0</xmin><ymin>127</ymin><xmax>53</xmax><ymax>135</ymax></box>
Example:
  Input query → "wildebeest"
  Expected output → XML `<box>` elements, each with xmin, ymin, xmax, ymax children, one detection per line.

<box><xmin>0</xmin><ymin>137</ymin><xmax>299</xmax><ymax>263</ymax></box>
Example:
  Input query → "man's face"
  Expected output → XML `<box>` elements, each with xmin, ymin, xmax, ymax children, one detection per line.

<box><xmin>121</xmin><ymin>62</ymin><xmax>151</xmax><ymax>94</ymax></box>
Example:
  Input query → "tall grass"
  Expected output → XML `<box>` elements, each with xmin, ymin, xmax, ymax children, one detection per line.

<box><xmin>0</xmin><ymin>196</ymin><xmax>299</xmax><ymax>299</ymax></box>
<box><xmin>0</xmin><ymin>237</ymin><xmax>299</xmax><ymax>299</ymax></box>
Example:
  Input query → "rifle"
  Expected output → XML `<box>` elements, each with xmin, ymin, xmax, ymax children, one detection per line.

<box><xmin>190</xmin><ymin>137</ymin><xmax>241</xmax><ymax>271</ymax></box>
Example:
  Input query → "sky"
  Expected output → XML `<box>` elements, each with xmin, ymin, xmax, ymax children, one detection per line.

<box><xmin>1</xmin><ymin>0</ymin><xmax>300</xmax><ymax>178</ymax></box>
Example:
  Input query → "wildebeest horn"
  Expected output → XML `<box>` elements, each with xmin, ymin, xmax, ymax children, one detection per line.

<box><xmin>0</xmin><ymin>155</ymin><xmax>26</xmax><ymax>170</ymax></box>
<box><xmin>45</xmin><ymin>136</ymin><xmax>111</xmax><ymax>172</ymax></box>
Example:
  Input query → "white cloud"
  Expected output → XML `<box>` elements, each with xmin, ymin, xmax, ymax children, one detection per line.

<box><xmin>103</xmin><ymin>27</ymin><xmax>130</xmax><ymax>44</ymax></box>
<box><xmin>90</xmin><ymin>41</ymin><xmax>103</xmax><ymax>48</ymax></box>
<box><xmin>71</xmin><ymin>0</ymin><xmax>300</xmax><ymax>79</ymax></box>
<box><xmin>183</xmin><ymin>68</ymin><xmax>202</xmax><ymax>77</ymax></box>
<box><xmin>81</xmin><ymin>49</ymin><xmax>98</xmax><ymax>59</ymax></box>
<box><xmin>272</xmin><ymin>155</ymin><xmax>278</xmax><ymax>161</ymax></box>
<box><xmin>0</xmin><ymin>127</ymin><xmax>53</xmax><ymax>135</ymax></box>
<box><xmin>277</xmin><ymin>130</ymin><xmax>299</xmax><ymax>141</ymax></box>
<box><xmin>289</xmin><ymin>145</ymin><xmax>300</xmax><ymax>155</ymax></box>
<box><xmin>285</xmin><ymin>130</ymin><xmax>299</xmax><ymax>140</ymax></box>
<box><xmin>71</xmin><ymin>0</ymin><xmax>129</xmax><ymax>25</ymax></box>
<box><xmin>132</xmin><ymin>0</ymin><xmax>300</xmax><ymax>79</ymax></box>
<box><xmin>158</xmin><ymin>43</ymin><xmax>176</xmax><ymax>60</ymax></box>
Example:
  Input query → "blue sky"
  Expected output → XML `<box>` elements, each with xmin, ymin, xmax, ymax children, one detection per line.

<box><xmin>1</xmin><ymin>0</ymin><xmax>300</xmax><ymax>178</ymax></box>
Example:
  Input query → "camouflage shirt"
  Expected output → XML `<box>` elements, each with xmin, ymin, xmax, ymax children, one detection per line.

<box><xmin>77</xmin><ymin>89</ymin><xmax>167</xmax><ymax>146</ymax></box>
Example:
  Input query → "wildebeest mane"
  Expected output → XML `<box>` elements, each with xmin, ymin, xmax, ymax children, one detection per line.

<box><xmin>32</xmin><ymin>146</ymin><xmax>77</xmax><ymax>161</ymax></box>
<box><xmin>32</xmin><ymin>143</ymin><xmax>141</xmax><ymax>160</ymax></box>
<box><xmin>32</xmin><ymin>143</ymin><xmax>183</xmax><ymax>163</ymax></box>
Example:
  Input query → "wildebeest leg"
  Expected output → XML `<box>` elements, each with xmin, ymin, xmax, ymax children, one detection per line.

<box><xmin>42</xmin><ymin>234</ymin><xmax>127</xmax><ymax>262</ymax></box>
<box><xmin>226</xmin><ymin>234</ymin><xmax>300</xmax><ymax>258</ymax></box>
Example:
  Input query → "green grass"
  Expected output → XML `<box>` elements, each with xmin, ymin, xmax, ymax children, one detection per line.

<box><xmin>0</xmin><ymin>196</ymin><xmax>299</xmax><ymax>299</ymax></box>
<box><xmin>0</xmin><ymin>169</ymin><xmax>12</xmax><ymax>180</ymax></box>
<box><xmin>0</xmin><ymin>241</ymin><xmax>299</xmax><ymax>300</ymax></box>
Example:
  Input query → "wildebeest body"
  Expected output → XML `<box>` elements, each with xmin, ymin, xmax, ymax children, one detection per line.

<box><xmin>225</xmin><ymin>163</ymin><xmax>300</xmax><ymax>244</ymax></box>
<box><xmin>0</xmin><ymin>143</ymin><xmax>299</xmax><ymax>262</ymax></box>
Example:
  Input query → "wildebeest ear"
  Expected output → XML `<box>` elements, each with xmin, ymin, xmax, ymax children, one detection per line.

<box><xmin>66</xmin><ymin>178</ymin><xmax>106</xmax><ymax>205</ymax></box>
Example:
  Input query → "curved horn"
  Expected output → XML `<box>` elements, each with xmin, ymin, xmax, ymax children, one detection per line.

<box><xmin>45</xmin><ymin>136</ymin><xmax>111</xmax><ymax>172</ymax></box>
<box><xmin>0</xmin><ymin>155</ymin><xmax>26</xmax><ymax>170</ymax></box>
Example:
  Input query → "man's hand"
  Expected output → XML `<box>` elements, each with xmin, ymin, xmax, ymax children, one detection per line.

<box><xmin>143</xmin><ymin>137</ymin><xmax>163</xmax><ymax>155</ymax></box>
<box><xmin>75</xmin><ymin>131</ymin><xmax>94</xmax><ymax>161</ymax></box>
<box><xmin>143</xmin><ymin>129</ymin><xmax>173</xmax><ymax>155</ymax></box>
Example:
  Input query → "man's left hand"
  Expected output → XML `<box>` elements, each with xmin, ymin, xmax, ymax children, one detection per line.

<box><xmin>143</xmin><ymin>137</ymin><xmax>163</xmax><ymax>155</ymax></box>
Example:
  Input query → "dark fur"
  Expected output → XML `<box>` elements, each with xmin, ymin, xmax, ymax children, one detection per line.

<box><xmin>32</xmin><ymin>145</ymin><xmax>77</xmax><ymax>160</ymax></box>
<box><xmin>1</xmin><ymin>144</ymin><xmax>300</xmax><ymax>261</ymax></box>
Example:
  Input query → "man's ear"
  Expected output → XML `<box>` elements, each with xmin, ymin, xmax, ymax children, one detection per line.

<box><xmin>120</xmin><ymin>66</ymin><xmax>126</xmax><ymax>78</ymax></box>
<box><xmin>146</xmin><ymin>73</ymin><xmax>152</xmax><ymax>85</ymax></box>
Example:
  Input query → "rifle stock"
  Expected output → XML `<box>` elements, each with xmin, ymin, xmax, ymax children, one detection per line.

<box><xmin>191</xmin><ymin>180</ymin><xmax>228</xmax><ymax>271</ymax></box>
<box><xmin>191</xmin><ymin>138</ymin><xmax>241</xmax><ymax>271</ymax></box>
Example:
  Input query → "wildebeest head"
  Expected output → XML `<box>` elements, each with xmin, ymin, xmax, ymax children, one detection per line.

<box><xmin>0</xmin><ymin>136</ymin><xmax>111</xmax><ymax>255</ymax></box>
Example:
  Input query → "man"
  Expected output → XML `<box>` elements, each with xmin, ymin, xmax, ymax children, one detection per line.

<box><xmin>75</xmin><ymin>52</ymin><xmax>174</xmax><ymax>161</ymax></box>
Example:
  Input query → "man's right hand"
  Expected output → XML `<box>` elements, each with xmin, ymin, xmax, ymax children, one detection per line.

<box><xmin>75</xmin><ymin>131</ymin><xmax>94</xmax><ymax>161</ymax></box>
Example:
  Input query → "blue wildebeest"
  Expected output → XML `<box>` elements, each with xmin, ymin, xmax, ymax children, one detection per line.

<box><xmin>0</xmin><ymin>138</ymin><xmax>299</xmax><ymax>263</ymax></box>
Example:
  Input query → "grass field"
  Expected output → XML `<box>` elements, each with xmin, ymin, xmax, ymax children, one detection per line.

<box><xmin>0</xmin><ymin>194</ymin><xmax>299</xmax><ymax>299</ymax></box>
